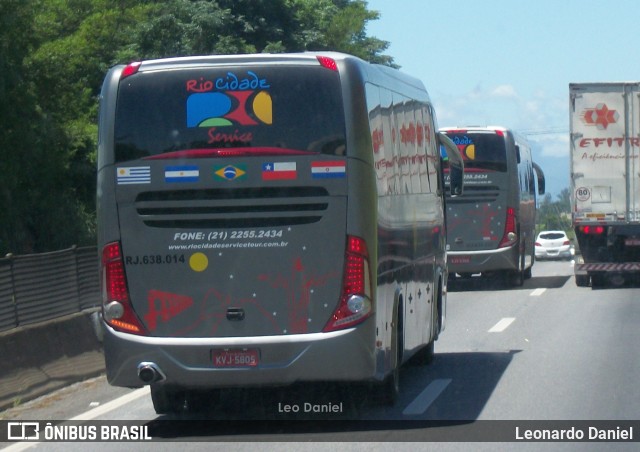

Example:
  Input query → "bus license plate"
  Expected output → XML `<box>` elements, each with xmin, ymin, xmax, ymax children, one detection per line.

<box><xmin>212</xmin><ymin>349</ymin><xmax>259</xmax><ymax>367</ymax></box>
<box><xmin>625</xmin><ymin>238</ymin><xmax>640</xmax><ymax>246</ymax></box>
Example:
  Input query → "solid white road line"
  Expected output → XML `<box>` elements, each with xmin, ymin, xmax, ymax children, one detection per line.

<box><xmin>530</xmin><ymin>288</ymin><xmax>546</xmax><ymax>296</ymax></box>
<box><xmin>402</xmin><ymin>378</ymin><xmax>452</xmax><ymax>416</ymax></box>
<box><xmin>69</xmin><ymin>386</ymin><xmax>149</xmax><ymax>421</ymax></box>
<box><xmin>488</xmin><ymin>317</ymin><xmax>515</xmax><ymax>333</ymax></box>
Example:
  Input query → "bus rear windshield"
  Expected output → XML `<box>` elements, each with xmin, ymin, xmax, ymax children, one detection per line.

<box><xmin>114</xmin><ymin>65</ymin><xmax>346</xmax><ymax>162</ymax></box>
<box><xmin>444</xmin><ymin>131</ymin><xmax>507</xmax><ymax>172</ymax></box>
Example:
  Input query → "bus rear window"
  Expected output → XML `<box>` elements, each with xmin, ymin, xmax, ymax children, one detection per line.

<box><xmin>114</xmin><ymin>66</ymin><xmax>346</xmax><ymax>162</ymax></box>
<box><xmin>444</xmin><ymin>131</ymin><xmax>507</xmax><ymax>172</ymax></box>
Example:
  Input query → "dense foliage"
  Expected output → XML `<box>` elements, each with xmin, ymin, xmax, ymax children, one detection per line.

<box><xmin>0</xmin><ymin>0</ymin><xmax>392</xmax><ymax>255</ymax></box>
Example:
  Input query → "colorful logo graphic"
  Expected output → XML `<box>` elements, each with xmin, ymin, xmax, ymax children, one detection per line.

<box><xmin>213</xmin><ymin>164</ymin><xmax>247</xmax><ymax>181</ymax></box>
<box><xmin>186</xmin><ymin>72</ymin><xmax>272</xmax><ymax>128</ymax></box>
<box><xmin>581</xmin><ymin>103</ymin><xmax>619</xmax><ymax>130</ymax></box>
<box><xmin>450</xmin><ymin>135</ymin><xmax>476</xmax><ymax>160</ymax></box>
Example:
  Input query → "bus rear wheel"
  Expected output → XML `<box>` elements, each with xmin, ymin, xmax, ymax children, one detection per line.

<box><xmin>507</xmin><ymin>250</ymin><xmax>526</xmax><ymax>286</ymax></box>
<box><xmin>511</xmin><ymin>269</ymin><xmax>524</xmax><ymax>286</ymax></box>
<box><xmin>151</xmin><ymin>385</ymin><xmax>220</xmax><ymax>414</ymax></box>
<box><xmin>151</xmin><ymin>384</ymin><xmax>186</xmax><ymax>414</ymax></box>
<box><xmin>379</xmin><ymin>358</ymin><xmax>400</xmax><ymax>406</ymax></box>
<box><xmin>504</xmin><ymin>267</ymin><xmax>524</xmax><ymax>287</ymax></box>
<box><xmin>411</xmin><ymin>286</ymin><xmax>439</xmax><ymax>366</ymax></box>
<box><xmin>378</xmin><ymin>306</ymin><xmax>403</xmax><ymax>405</ymax></box>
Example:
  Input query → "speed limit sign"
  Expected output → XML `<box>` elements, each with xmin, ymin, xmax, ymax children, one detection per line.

<box><xmin>576</xmin><ymin>187</ymin><xmax>591</xmax><ymax>202</ymax></box>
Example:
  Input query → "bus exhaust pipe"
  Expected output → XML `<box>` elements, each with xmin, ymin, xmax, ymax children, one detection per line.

<box><xmin>137</xmin><ymin>362</ymin><xmax>165</xmax><ymax>384</ymax></box>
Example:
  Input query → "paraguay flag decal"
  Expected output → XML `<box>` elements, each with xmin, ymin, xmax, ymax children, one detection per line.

<box><xmin>311</xmin><ymin>161</ymin><xmax>346</xmax><ymax>178</ymax></box>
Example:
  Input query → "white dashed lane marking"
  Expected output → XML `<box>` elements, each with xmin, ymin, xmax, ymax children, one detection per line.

<box><xmin>403</xmin><ymin>378</ymin><xmax>452</xmax><ymax>416</ymax></box>
<box><xmin>488</xmin><ymin>317</ymin><xmax>515</xmax><ymax>333</ymax></box>
<box><xmin>530</xmin><ymin>288</ymin><xmax>546</xmax><ymax>296</ymax></box>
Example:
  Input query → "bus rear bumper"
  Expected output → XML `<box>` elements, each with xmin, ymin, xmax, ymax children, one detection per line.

<box><xmin>102</xmin><ymin>318</ymin><xmax>377</xmax><ymax>389</ymax></box>
<box><xmin>447</xmin><ymin>246</ymin><xmax>518</xmax><ymax>275</ymax></box>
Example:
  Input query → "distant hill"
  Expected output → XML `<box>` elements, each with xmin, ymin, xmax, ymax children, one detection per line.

<box><xmin>529</xmin><ymin>139</ymin><xmax>569</xmax><ymax>199</ymax></box>
<box><xmin>537</xmin><ymin>155</ymin><xmax>569</xmax><ymax>199</ymax></box>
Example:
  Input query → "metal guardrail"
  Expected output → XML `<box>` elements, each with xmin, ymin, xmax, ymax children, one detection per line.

<box><xmin>0</xmin><ymin>246</ymin><xmax>100</xmax><ymax>332</ymax></box>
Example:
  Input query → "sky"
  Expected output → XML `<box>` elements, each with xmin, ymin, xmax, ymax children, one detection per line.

<box><xmin>366</xmin><ymin>0</ymin><xmax>640</xmax><ymax>197</ymax></box>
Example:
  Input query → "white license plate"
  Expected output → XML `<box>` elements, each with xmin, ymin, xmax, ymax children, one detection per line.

<box><xmin>212</xmin><ymin>349</ymin><xmax>259</xmax><ymax>367</ymax></box>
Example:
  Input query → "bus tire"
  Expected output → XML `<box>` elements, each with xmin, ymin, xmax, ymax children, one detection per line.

<box><xmin>507</xmin><ymin>269</ymin><xmax>524</xmax><ymax>287</ymax></box>
<box><xmin>379</xmin><ymin>304</ymin><xmax>403</xmax><ymax>405</ymax></box>
<box><xmin>411</xmin><ymin>283</ymin><xmax>439</xmax><ymax>366</ymax></box>
<box><xmin>184</xmin><ymin>389</ymin><xmax>222</xmax><ymax>413</ymax></box>
<box><xmin>151</xmin><ymin>384</ymin><xmax>186</xmax><ymax>415</ymax></box>
<box><xmin>515</xmin><ymin>269</ymin><xmax>524</xmax><ymax>286</ymax></box>
<box><xmin>380</xmin><ymin>362</ymin><xmax>399</xmax><ymax>406</ymax></box>
<box><xmin>509</xmin><ymin>250</ymin><xmax>525</xmax><ymax>286</ymax></box>
<box><xmin>524</xmin><ymin>265</ymin><xmax>532</xmax><ymax>280</ymax></box>
<box><xmin>412</xmin><ymin>341</ymin><xmax>435</xmax><ymax>366</ymax></box>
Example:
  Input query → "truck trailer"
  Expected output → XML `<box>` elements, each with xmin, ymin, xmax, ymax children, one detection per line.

<box><xmin>570</xmin><ymin>82</ymin><xmax>640</xmax><ymax>287</ymax></box>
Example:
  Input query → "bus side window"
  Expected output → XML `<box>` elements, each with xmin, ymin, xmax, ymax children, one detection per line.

<box><xmin>391</xmin><ymin>93</ymin><xmax>406</xmax><ymax>194</ymax></box>
<box><xmin>380</xmin><ymin>88</ymin><xmax>395</xmax><ymax>195</ymax></box>
<box><xmin>423</xmin><ymin>105</ymin><xmax>438</xmax><ymax>194</ymax></box>
<box><xmin>414</xmin><ymin>105</ymin><xmax>429</xmax><ymax>194</ymax></box>
<box><xmin>408</xmin><ymin>101</ymin><xmax>423</xmax><ymax>194</ymax></box>
<box><xmin>366</xmin><ymin>83</ymin><xmax>386</xmax><ymax>196</ymax></box>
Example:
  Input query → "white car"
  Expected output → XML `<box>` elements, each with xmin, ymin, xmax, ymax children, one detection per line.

<box><xmin>535</xmin><ymin>230</ymin><xmax>573</xmax><ymax>260</ymax></box>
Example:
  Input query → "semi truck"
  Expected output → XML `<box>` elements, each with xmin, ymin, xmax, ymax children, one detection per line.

<box><xmin>570</xmin><ymin>82</ymin><xmax>640</xmax><ymax>287</ymax></box>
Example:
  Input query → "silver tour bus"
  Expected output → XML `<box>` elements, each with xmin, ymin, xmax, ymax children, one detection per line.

<box><xmin>97</xmin><ymin>52</ymin><xmax>463</xmax><ymax>413</ymax></box>
<box><xmin>440</xmin><ymin>126</ymin><xmax>545</xmax><ymax>286</ymax></box>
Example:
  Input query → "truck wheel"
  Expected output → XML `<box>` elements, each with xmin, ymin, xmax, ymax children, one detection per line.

<box><xmin>591</xmin><ymin>274</ymin><xmax>606</xmax><ymax>288</ymax></box>
<box><xmin>575</xmin><ymin>275</ymin><xmax>589</xmax><ymax>287</ymax></box>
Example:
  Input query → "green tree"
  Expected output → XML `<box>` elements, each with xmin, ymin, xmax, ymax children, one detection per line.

<box><xmin>0</xmin><ymin>0</ymin><xmax>393</xmax><ymax>255</ymax></box>
<box><xmin>0</xmin><ymin>0</ymin><xmax>38</xmax><ymax>253</ymax></box>
<box><xmin>536</xmin><ymin>188</ymin><xmax>572</xmax><ymax>234</ymax></box>
<box><xmin>1</xmin><ymin>0</ymin><xmax>94</xmax><ymax>254</ymax></box>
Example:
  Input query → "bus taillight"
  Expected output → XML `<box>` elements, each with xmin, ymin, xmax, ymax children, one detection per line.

<box><xmin>120</xmin><ymin>62</ymin><xmax>141</xmax><ymax>79</ymax></box>
<box><xmin>101</xmin><ymin>242</ymin><xmax>148</xmax><ymax>335</ymax></box>
<box><xmin>498</xmin><ymin>207</ymin><xmax>518</xmax><ymax>248</ymax></box>
<box><xmin>323</xmin><ymin>235</ymin><xmax>372</xmax><ymax>332</ymax></box>
<box><xmin>317</xmin><ymin>55</ymin><xmax>338</xmax><ymax>71</ymax></box>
